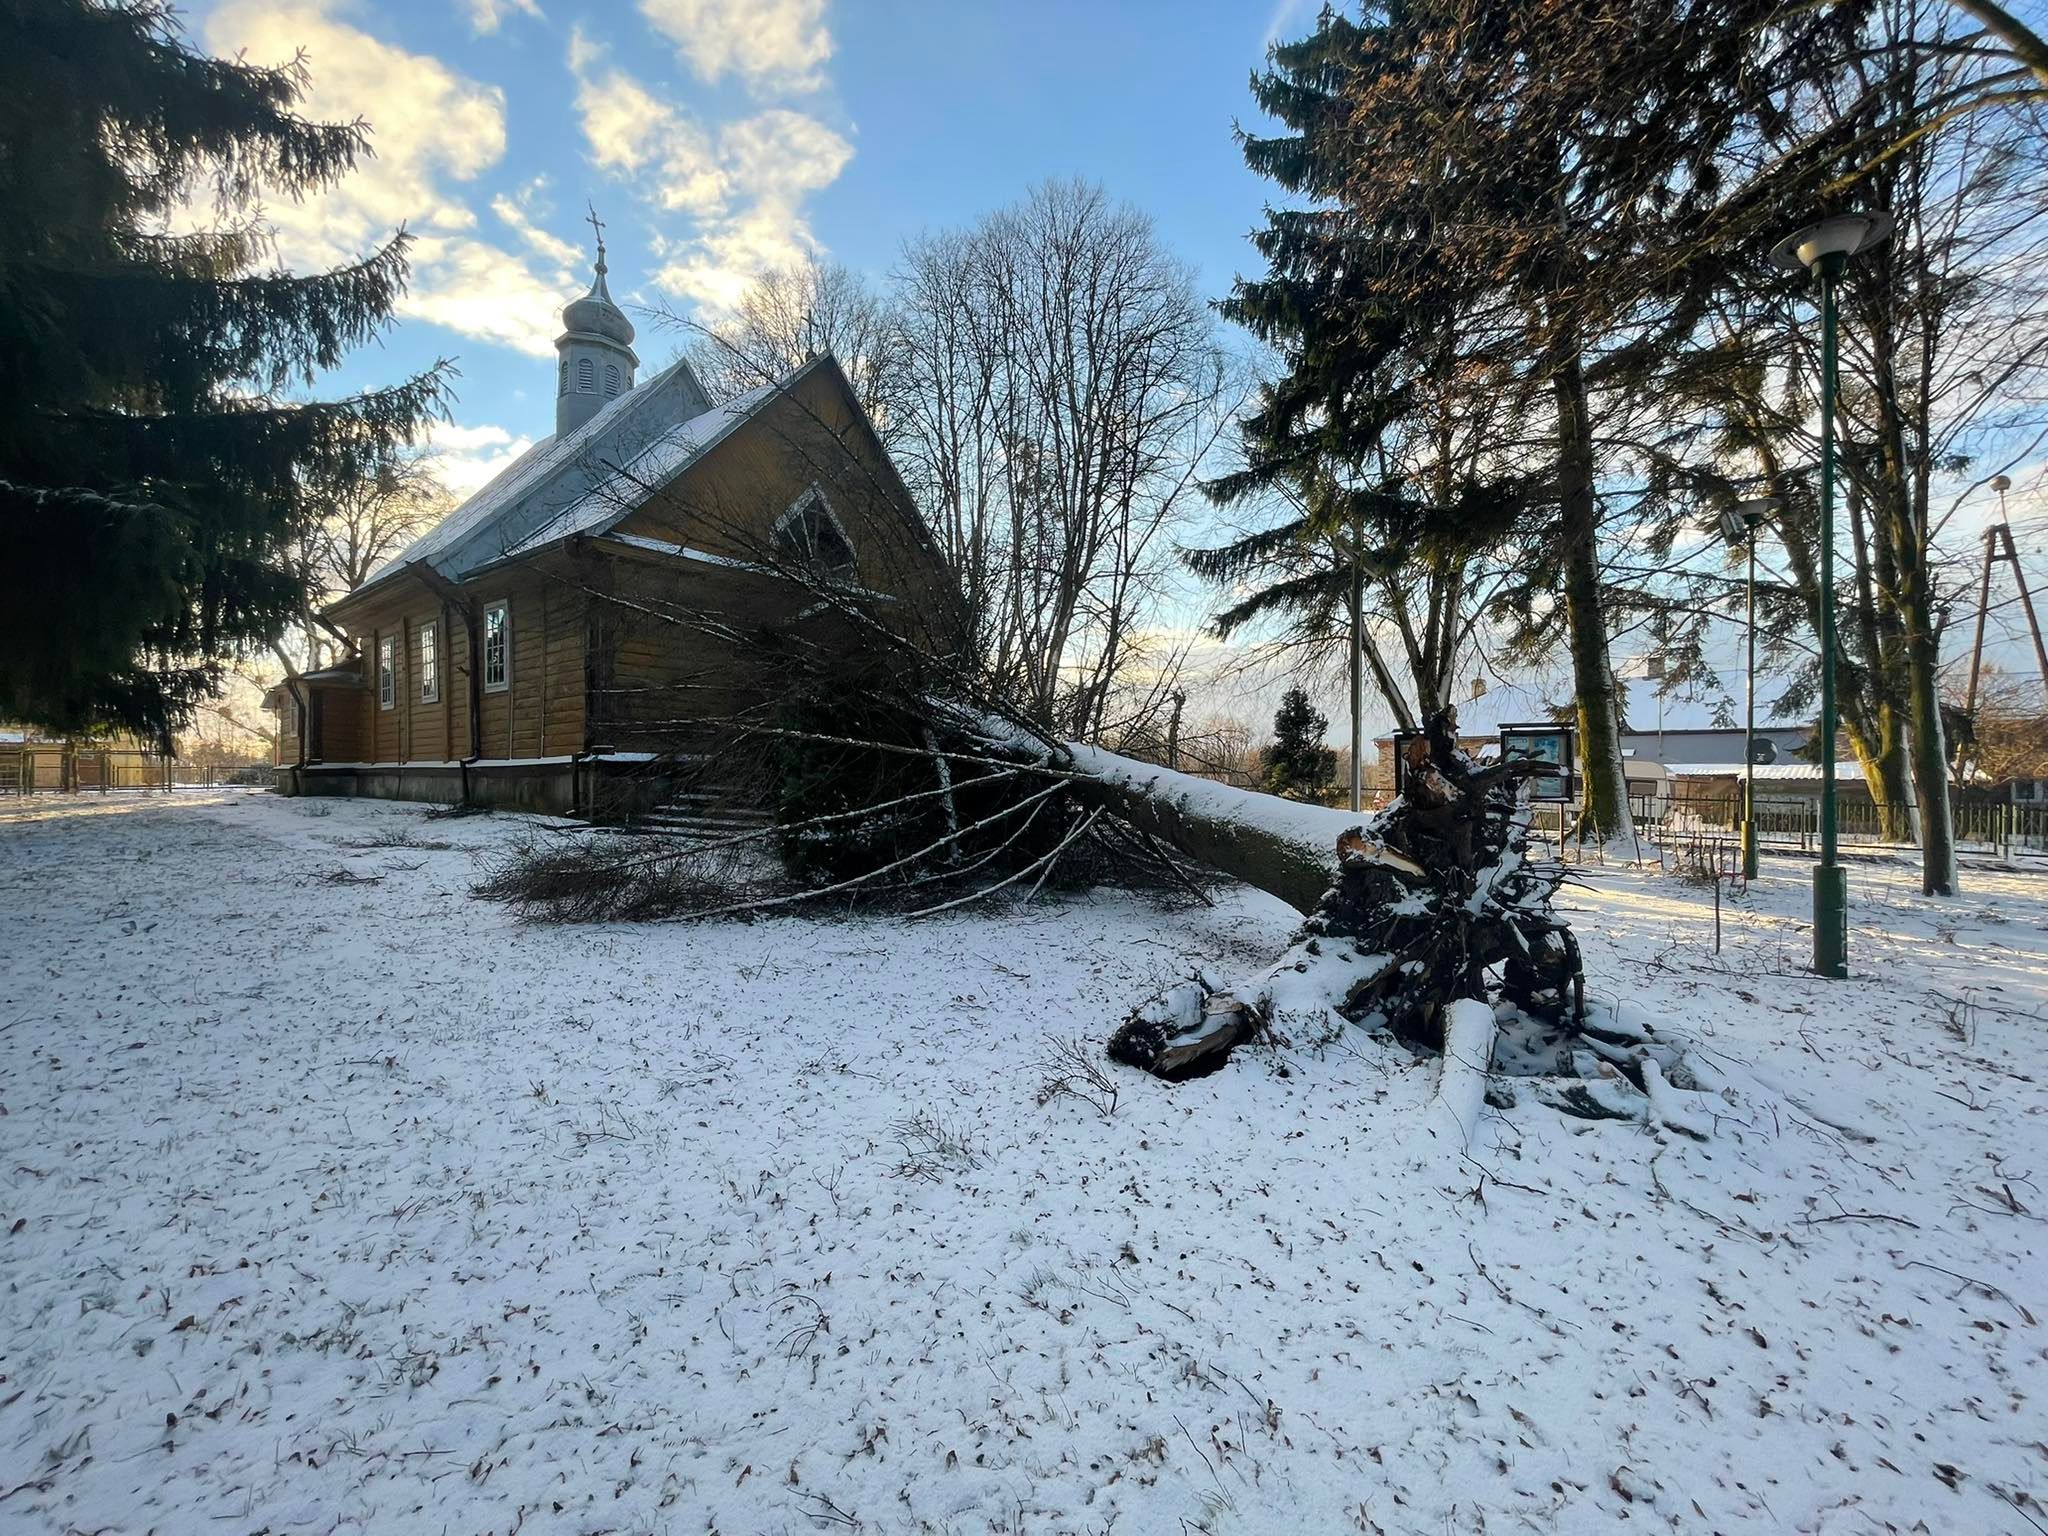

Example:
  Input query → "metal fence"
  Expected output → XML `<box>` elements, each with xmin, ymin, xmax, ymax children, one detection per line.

<box><xmin>168</xmin><ymin>762</ymin><xmax>277</xmax><ymax>790</ymax></box>
<box><xmin>1635</xmin><ymin>792</ymin><xmax>2048</xmax><ymax>856</ymax></box>
<box><xmin>1</xmin><ymin>747</ymin><xmax>275</xmax><ymax>796</ymax></box>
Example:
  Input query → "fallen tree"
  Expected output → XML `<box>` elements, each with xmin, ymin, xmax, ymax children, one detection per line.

<box><xmin>472</xmin><ymin>480</ymin><xmax>1721</xmax><ymax>1137</ymax></box>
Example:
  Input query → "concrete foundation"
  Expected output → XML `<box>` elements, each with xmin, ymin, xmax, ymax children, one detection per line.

<box><xmin>276</xmin><ymin>756</ymin><xmax>674</xmax><ymax>820</ymax></box>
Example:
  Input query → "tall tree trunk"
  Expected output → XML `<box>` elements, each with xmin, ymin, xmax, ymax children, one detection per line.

<box><xmin>1848</xmin><ymin>708</ymin><xmax>1912</xmax><ymax>838</ymax></box>
<box><xmin>1904</xmin><ymin>618</ymin><xmax>1956</xmax><ymax>892</ymax></box>
<box><xmin>1553</xmin><ymin>350</ymin><xmax>1633</xmax><ymax>843</ymax></box>
<box><xmin>1768</xmin><ymin>491</ymin><xmax>1912</xmax><ymax>841</ymax></box>
<box><xmin>1866</xmin><ymin>291</ymin><xmax>1959</xmax><ymax>896</ymax></box>
<box><xmin>1348</xmin><ymin>533</ymin><xmax>1365</xmax><ymax>813</ymax></box>
<box><xmin>1064</xmin><ymin>745</ymin><xmax>1373</xmax><ymax>914</ymax></box>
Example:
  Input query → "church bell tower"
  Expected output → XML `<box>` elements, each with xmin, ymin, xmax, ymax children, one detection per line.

<box><xmin>554</xmin><ymin>209</ymin><xmax>638</xmax><ymax>437</ymax></box>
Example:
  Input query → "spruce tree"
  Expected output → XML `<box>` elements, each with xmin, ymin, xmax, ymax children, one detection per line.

<box><xmin>0</xmin><ymin>0</ymin><xmax>449</xmax><ymax>748</ymax></box>
<box><xmin>1265</xmin><ymin>685</ymin><xmax>1337</xmax><ymax>799</ymax></box>
<box><xmin>1234</xmin><ymin>0</ymin><xmax>1854</xmax><ymax>842</ymax></box>
<box><xmin>1207</xmin><ymin>11</ymin><xmax>1526</xmax><ymax>793</ymax></box>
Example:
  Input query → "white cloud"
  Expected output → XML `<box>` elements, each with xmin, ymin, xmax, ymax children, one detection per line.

<box><xmin>403</xmin><ymin>236</ymin><xmax>565</xmax><ymax>355</ymax></box>
<box><xmin>637</xmin><ymin>0</ymin><xmax>831</xmax><ymax>94</ymax></box>
<box><xmin>492</xmin><ymin>183</ymin><xmax>585</xmax><ymax>268</ymax></box>
<box><xmin>568</xmin><ymin>32</ymin><xmax>853</xmax><ymax>317</ymax></box>
<box><xmin>570</xmin><ymin>37</ymin><xmax>728</xmax><ymax>214</ymax></box>
<box><xmin>719</xmin><ymin>109</ymin><xmax>853</xmax><ymax>203</ymax></box>
<box><xmin>1263</xmin><ymin>0</ymin><xmax>1318</xmax><ymax>45</ymax></box>
<box><xmin>426</xmin><ymin>419</ymin><xmax>533</xmax><ymax>498</ymax></box>
<box><xmin>464</xmin><ymin>0</ymin><xmax>543</xmax><ymax>35</ymax></box>
<box><xmin>203</xmin><ymin>0</ymin><xmax>567</xmax><ymax>358</ymax></box>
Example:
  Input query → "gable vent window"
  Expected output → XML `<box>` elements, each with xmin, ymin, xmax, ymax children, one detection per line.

<box><xmin>775</xmin><ymin>490</ymin><xmax>857</xmax><ymax>581</ymax></box>
<box><xmin>604</xmin><ymin>362</ymin><xmax>622</xmax><ymax>397</ymax></box>
<box><xmin>577</xmin><ymin>356</ymin><xmax>595</xmax><ymax>393</ymax></box>
<box><xmin>418</xmin><ymin>620</ymin><xmax>440</xmax><ymax>705</ymax></box>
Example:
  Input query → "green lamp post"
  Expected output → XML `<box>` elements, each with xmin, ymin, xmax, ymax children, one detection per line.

<box><xmin>1770</xmin><ymin>210</ymin><xmax>1892</xmax><ymax>979</ymax></box>
<box><xmin>1716</xmin><ymin>495</ymin><xmax>1782</xmax><ymax>881</ymax></box>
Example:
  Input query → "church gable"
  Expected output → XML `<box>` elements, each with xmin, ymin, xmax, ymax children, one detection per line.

<box><xmin>608</xmin><ymin>357</ymin><xmax>943</xmax><ymax>608</ymax></box>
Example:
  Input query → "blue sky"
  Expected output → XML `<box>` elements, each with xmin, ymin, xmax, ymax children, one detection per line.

<box><xmin>195</xmin><ymin>0</ymin><xmax>1318</xmax><ymax>493</ymax></box>
<box><xmin>192</xmin><ymin>0</ymin><xmax>2048</xmax><ymax>733</ymax></box>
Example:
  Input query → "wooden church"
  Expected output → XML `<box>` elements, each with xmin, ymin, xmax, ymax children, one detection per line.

<box><xmin>269</xmin><ymin>236</ymin><xmax>952</xmax><ymax>815</ymax></box>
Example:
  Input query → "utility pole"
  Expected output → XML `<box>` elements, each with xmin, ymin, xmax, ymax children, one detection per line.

<box><xmin>2002</xmin><ymin>524</ymin><xmax>2048</xmax><ymax>694</ymax></box>
<box><xmin>1964</xmin><ymin>476</ymin><xmax>2048</xmax><ymax>706</ymax></box>
<box><xmin>1965</xmin><ymin>523</ymin><xmax>1997</xmax><ymax>717</ymax></box>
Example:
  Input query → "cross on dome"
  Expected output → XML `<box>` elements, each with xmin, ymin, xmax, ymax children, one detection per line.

<box><xmin>555</xmin><ymin>203</ymin><xmax>637</xmax><ymax>435</ymax></box>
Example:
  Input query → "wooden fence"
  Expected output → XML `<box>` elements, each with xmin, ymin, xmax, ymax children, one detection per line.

<box><xmin>0</xmin><ymin>748</ymin><xmax>275</xmax><ymax>795</ymax></box>
<box><xmin>0</xmin><ymin>745</ymin><xmax>173</xmax><ymax>794</ymax></box>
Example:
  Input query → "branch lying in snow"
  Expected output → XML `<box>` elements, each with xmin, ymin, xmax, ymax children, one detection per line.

<box><xmin>1426</xmin><ymin>999</ymin><xmax>1498</xmax><ymax>1152</ymax></box>
<box><xmin>1642</xmin><ymin>1058</ymin><xmax>1713</xmax><ymax>1141</ymax></box>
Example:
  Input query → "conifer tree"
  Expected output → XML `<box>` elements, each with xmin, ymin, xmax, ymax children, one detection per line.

<box><xmin>1207</xmin><ymin>11</ymin><xmax>1525</xmax><ymax>792</ymax></box>
<box><xmin>0</xmin><ymin>0</ymin><xmax>449</xmax><ymax>747</ymax></box>
<box><xmin>1233</xmin><ymin>0</ymin><xmax>1854</xmax><ymax>842</ymax></box>
<box><xmin>1264</xmin><ymin>685</ymin><xmax>1338</xmax><ymax>799</ymax></box>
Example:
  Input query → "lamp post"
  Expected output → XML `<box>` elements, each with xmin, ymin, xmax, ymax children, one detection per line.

<box><xmin>1770</xmin><ymin>211</ymin><xmax>1893</xmax><ymax>979</ymax></box>
<box><xmin>1717</xmin><ymin>496</ymin><xmax>1781</xmax><ymax>879</ymax></box>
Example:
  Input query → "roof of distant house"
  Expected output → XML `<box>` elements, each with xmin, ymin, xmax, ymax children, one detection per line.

<box><xmin>1666</xmin><ymin>760</ymin><xmax>1863</xmax><ymax>781</ymax></box>
<box><xmin>1372</xmin><ymin>671</ymin><xmax>1814</xmax><ymax>744</ymax></box>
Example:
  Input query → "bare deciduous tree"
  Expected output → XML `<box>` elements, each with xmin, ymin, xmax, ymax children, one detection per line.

<box><xmin>894</xmin><ymin>180</ymin><xmax>1233</xmax><ymax>740</ymax></box>
<box><xmin>690</xmin><ymin>255</ymin><xmax>902</xmax><ymax>426</ymax></box>
<box><xmin>285</xmin><ymin>449</ymin><xmax>448</xmax><ymax>669</ymax></box>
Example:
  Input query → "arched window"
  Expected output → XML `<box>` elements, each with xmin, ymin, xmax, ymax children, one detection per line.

<box><xmin>558</xmin><ymin>360</ymin><xmax>569</xmax><ymax>396</ymax></box>
<box><xmin>577</xmin><ymin>356</ymin><xmax>595</xmax><ymax>393</ymax></box>
<box><xmin>604</xmin><ymin>362</ymin><xmax>622</xmax><ymax>397</ymax></box>
<box><xmin>774</xmin><ymin>489</ymin><xmax>857</xmax><ymax>581</ymax></box>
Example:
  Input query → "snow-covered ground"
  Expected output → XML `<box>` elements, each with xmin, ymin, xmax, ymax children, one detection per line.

<box><xmin>2</xmin><ymin>790</ymin><xmax>2045</xmax><ymax>1534</ymax></box>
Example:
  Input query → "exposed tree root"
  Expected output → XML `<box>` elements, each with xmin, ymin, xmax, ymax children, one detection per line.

<box><xmin>1106</xmin><ymin>708</ymin><xmax>1724</xmax><ymax>1136</ymax></box>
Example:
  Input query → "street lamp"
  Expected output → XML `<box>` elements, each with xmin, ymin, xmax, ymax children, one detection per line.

<box><xmin>1716</xmin><ymin>495</ymin><xmax>1782</xmax><ymax>880</ymax></box>
<box><xmin>1770</xmin><ymin>210</ymin><xmax>1893</xmax><ymax>979</ymax></box>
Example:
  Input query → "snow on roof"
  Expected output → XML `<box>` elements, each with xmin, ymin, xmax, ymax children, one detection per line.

<box><xmin>1667</xmin><ymin>760</ymin><xmax>1862</xmax><ymax>781</ymax></box>
<box><xmin>350</xmin><ymin>353</ymin><xmax>799</xmax><ymax>601</ymax></box>
<box><xmin>1618</xmin><ymin>691</ymin><xmax>1801</xmax><ymax>733</ymax></box>
<box><xmin>495</xmin><ymin>375</ymin><xmax>788</xmax><ymax>562</ymax></box>
<box><xmin>595</xmin><ymin>530</ymin><xmax>760</xmax><ymax>571</ymax></box>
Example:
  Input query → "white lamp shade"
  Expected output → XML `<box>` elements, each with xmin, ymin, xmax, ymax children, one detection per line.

<box><xmin>1716</xmin><ymin>496</ymin><xmax>1777</xmax><ymax>545</ymax></box>
<box><xmin>1770</xmin><ymin>211</ymin><xmax>1894</xmax><ymax>273</ymax></box>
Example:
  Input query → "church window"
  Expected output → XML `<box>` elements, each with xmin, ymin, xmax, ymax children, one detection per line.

<box><xmin>418</xmin><ymin>621</ymin><xmax>440</xmax><ymax>705</ymax></box>
<box><xmin>482</xmin><ymin>601</ymin><xmax>510</xmax><ymax>693</ymax></box>
<box><xmin>558</xmin><ymin>360</ymin><xmax>568</xmax><ymax>396</ymax></box>
<box><xmin>774</xmin><ymin>488</ymin><xmax>857</xmax><ymax>581</ymax></box>
<box><xmin>604</xmin><ymin>362</ymin><xmax>622</xmax><ymax>396</ymax></box>
<box><xmin>377</xmin><ymin>635</ymin><xmax>395</xmax><ymax>710</ymax></box>
<box><xmin>578</xmin><ymin>356</ymin><xmax>595</xmax><ymax>393</ymax></box>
